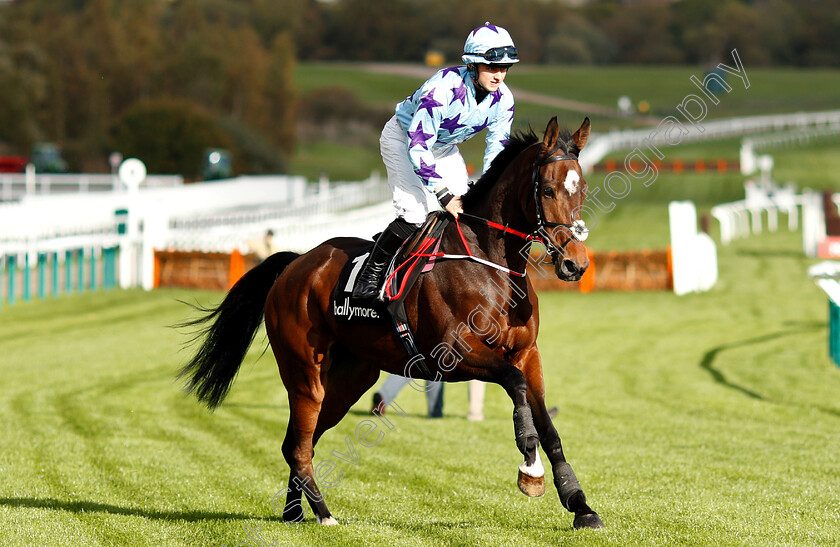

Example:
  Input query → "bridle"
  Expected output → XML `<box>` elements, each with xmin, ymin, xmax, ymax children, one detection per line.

<box><xmin>530</xmin><ymin>142</ymin><xmax>588</xmax><ymax>262</ymax></box>
<box><xmin>454</xmin><ymin>138</ymin><xmax>590</xmax><ymax>272</ymax></box>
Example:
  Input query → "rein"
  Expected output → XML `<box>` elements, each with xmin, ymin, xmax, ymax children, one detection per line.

<box><xmin>389</xmin><ymin>216</ymin><xmax>528</xmax><ymax>283</ymax></box>
<box><xmin>458</xmin><ymin>212</ymin><xmax>532</xmax><ymax>241</ymax></box>
<box><xmin>411</xmin><ymin>217</ymin><xmax>528</xmax><ymax>278</ymax></box>
<box><xmin>383</xmin><ymin>214</ymin><xmax>528</xmax><ymax>302</ymax></box>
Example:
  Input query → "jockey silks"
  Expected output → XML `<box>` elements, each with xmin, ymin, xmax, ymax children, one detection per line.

<box><xmin>393</xmin><ymin>66</ymin><xmax>515</xmax><ymax>192</ymax></box>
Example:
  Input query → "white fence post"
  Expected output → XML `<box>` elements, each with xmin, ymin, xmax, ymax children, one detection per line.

<box><xmin>141</xmin><ymin>211</ymin><xmax>168</xmax><ymax>291</ymax></box>
<box><xmin>802</xmin><ymin>189</ymin><xmax>824</xmax><ymax>258</ymax></box>
<box><xmin>24</xmin><ymin>164</ymin><xmax>35</xmax><ymax>196</ymax></box>
<box><xmin>670</xmin><ymin>200</ymin><xmax>718</xmax><ymax>295</ymax></box>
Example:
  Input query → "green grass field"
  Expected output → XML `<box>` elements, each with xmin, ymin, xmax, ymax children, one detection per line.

<box><xmin>4</xmin><ymin>63</ymin><xmax>840</xmax><ymax>546</ymax></box>
<box><xmin>3</xmin><ymin>218</ymin><xmax>840</xmax><ymax>546</ymax></box>
<box><xmin>509</xmin><ymin>65</ymin><xmax>840</xmax><ymax>119</ymax></box>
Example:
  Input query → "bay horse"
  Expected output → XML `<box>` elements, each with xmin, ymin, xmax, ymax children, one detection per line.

<box><xmin>180</xmin><ymin>117</ymin><xmax>605</xmax><ymax>530</ymax></box>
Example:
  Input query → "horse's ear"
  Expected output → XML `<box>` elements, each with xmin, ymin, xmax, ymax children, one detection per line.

<box><xmin>542</xmin><ymin>116</ymin><xmax>559</xmax><ymax>148</ymax></box>
<box><xmin>573</xmin><ymin>117</ymin><xmax>591</xmax><ymax>151</ymax></box>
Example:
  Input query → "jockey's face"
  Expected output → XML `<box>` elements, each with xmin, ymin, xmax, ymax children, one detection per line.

<box><xmin>475</xmin><ymin>64</ymin><xmax>509</xmax><ymax>93</ymax></box>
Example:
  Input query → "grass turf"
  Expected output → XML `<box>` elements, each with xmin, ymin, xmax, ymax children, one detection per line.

<box><xmin>2</xmin><ymin>219</ymin><xmax>839</xmax><ymax>546</ymax></box>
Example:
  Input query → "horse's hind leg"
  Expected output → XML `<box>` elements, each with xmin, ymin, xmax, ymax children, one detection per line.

<box><xmin>279</xmin><ymin>367</ymin><xmax>336</xmax><ymax>525</ymax></box>
<box><xmin>278</xmin><ymin>345</ymin><xmax>379</xmax><ymax>526</ymax></box>
<box><xmin>313</xmin><ymin>344</ymin><xmax>380</xmax><ymax>446</ymax></box>
<box><xmin>269</xmin><ymin>315</ymin><xmax>339</xmax><ymax>525</ymax></box>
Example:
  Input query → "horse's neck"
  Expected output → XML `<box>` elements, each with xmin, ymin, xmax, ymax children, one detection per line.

<box><xmin>476</xmin><ymin>144</ymin><xmax>537</xmax><ymax>227</ymax></box>
<box><xmin>454</xmin><ymin>148</ymin><xmax>535</xmax><ymax>271</ymax></box>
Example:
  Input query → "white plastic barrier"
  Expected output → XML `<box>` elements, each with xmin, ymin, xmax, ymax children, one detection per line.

<box><xmin>669</xmin><ymin>200</ymin><xmax>718</xmax><ymax>296</ymax></box>
<box><xmin>801</xmin><ymin>189</ymin><xmax>830</xmax><ymax>258</ymax></box>
<box><xmin>162</xmin><ymin>201</ymin><xmax>394</xmax><ymax>255</ymax></box>
<box><xmin>807</xmin><ymin>261</ymin><xmax>840</xmax><ymax>366</ymax></box>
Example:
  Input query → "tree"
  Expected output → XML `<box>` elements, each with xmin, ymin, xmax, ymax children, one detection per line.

<box><xmin>111</xmin><ymin>99</ymin><xmax>232</xmax><ymax>178</ymax></box>
<box><xmin>601</xmin><ymin>4</ymin><xmax>684</xmax><ymax>64</ymax></box>
<box><xmin>544</xmin><ymin>14</ymin><xmax>617</xmax><ymax>65</ymax></box>
<box><xmin>0</xmin><ymin>36</ymin><xmax>48</xmax><ymax>151</ymax></box>
<box><xmin>326</xmin><ymin>0</ymin><xmax>426</xmax><ymax>61</ymax></box>
<box><xmin>264</xmin><ymin>32</ymin><xmax>297</xmax><ymax>154</ymax></box>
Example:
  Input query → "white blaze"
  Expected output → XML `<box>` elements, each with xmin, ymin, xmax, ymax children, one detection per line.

<box><xmin>564</xmin><ymin>170</ymin><xmax>580</xmax><ymax>195</ymax></box>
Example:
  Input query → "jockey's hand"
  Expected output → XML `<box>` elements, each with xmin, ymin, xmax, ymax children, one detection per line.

<box><xmin>445</xmin><ymin>197</ymin><xmax>464</xmax><ymax>219</ymax></box>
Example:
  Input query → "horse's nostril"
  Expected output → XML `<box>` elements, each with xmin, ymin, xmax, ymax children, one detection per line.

<box><xmin>562</xmin><ymin>259</ymin><xmax>579</xmax><ymax>275</ymax></box>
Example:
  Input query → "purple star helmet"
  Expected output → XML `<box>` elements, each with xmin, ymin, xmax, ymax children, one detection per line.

<box><xmin>462</xmin><ymin>22</ymin><xmax>519</xmax><ymax>66</ymax></box>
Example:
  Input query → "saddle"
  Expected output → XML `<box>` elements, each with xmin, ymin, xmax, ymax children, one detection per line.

<box><xmin>384</xmin><ymin>211</ymin><xmax>450</xmax><ymax>312</ymax></box>
<box><xmin>330</xmin><ymin>212</ymin><xmax>450</xmax><ymax>378</ymax></box>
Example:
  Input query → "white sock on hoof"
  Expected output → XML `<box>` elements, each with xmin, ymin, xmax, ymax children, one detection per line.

<box><xmin>318</xmin><ymin>516</ymin><xmax>339</xmax><ymax>526</ymax></box>
<box><xmin>518</xmin><ymin>451</ymin><xmax>545</xmax><ymax>478</ymax></box>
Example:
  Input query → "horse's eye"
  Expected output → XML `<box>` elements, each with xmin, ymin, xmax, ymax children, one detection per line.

<box><xmin>543</xmin><ymin>186</ymin><xmax>555</xmax><ymax>198</ymax></box>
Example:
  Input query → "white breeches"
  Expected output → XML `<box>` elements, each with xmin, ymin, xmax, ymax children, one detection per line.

<box><xmin>380</xmin><ymin>115</ymin><xmax>470</xmax><ymax>225</ymax></box>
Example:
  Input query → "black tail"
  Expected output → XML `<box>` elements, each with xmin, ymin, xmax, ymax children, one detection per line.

<box><xmin>178</xmin><ymin>251</ymin><xmax>300</xmax><ymax>410</ymax></box>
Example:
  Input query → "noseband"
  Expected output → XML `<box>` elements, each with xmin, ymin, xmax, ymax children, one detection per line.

<box><xmin>530</xmin><ymin>142</ymin><xmax>589</xmax><ymax>262</ymax></box>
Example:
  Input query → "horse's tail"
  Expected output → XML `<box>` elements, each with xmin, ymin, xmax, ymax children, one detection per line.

<box><xmin>178</xmin><ymin>251</ymin><xmax>300</xmax><ymax>411</ymax></box>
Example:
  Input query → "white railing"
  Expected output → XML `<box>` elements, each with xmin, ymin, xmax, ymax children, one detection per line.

<box><xmin>163</xmin><ymin>201</ymin><xmax>394</xmax><ymax>254</ymax></box>
<box><xmin>168</xmin><ymin>175</ymin><xmax>390</xmax><ymax>232</ymax></box>
<box><xmin>710</xmin><ymin>183</ymin><xmax>805</xmax><ymax>245</ymax></box>
<box><xmin>0</xmin><ymin>175</ymin><xmax>308</xmax><ymax>241</ymax></box>
<box><xmin>0</xmin><ymin>171</ymin><xmax>183</xmax><ymax>202</ymax></box>
<box><xmin>1</xmin><ymin>172</ymin><xmax>393</xmax><ymax>292</ymax></box>
<box><xmin>580</xmin><ymin>110</ymin><xmax>840</xmax><ymax>172</ymax></box>
<box><xmin>745</xmin><ymin>123</ymin><xmax>840</xmax><ymax>152</ymax></box>
<box><xmin>162</xmin><ymin>175</ymin><xmax>392</xmax><ymax>253</ymax></box>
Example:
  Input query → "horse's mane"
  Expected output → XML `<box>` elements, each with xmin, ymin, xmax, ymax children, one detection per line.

<box><xmin>461</xmin><ymin>125</ymin><xmax>579</xmax><ymax>208</ymax></box>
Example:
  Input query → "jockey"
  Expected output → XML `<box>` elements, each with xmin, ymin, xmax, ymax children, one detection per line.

<box><xmin>353</xmin><ymin>22</ymin><xmax>519</xmax><ymax>299</ymax></box>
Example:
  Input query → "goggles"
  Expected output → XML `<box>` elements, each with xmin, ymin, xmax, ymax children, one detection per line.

<box><xmin>471</xmin><ymin>46</ymin><xmax>518</xmax><ymax>62</ymax></box>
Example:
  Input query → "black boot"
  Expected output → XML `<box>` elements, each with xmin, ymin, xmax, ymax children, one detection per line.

<box><xmin>352</xmin><ymin>218</ymin><xmax>413</xmax><ymax>300</ymax></box>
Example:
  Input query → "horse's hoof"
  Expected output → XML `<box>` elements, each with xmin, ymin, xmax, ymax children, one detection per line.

<box><xmin>517</xmin><ymin>469</ymin><xmax>545</xmax><ymax>497</ymax></box>
<box><xmin>318</xmin><ymin>516</ymin><xmax>339</xmax><ymax>526</ymax></box>
<box><xmin>573</xmin><ymin>512</ymin><xmax>605</xmax><ymax>530</ymax></box>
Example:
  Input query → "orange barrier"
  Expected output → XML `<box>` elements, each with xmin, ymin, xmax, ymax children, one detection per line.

<box><xmin>579</xmin><ymin>247</ymin><xmax>596</xmax><ymax>294</ymax></box>
<box><xmin>529</xmin><ymin>248</ymin><xmax>672</xmax><ymax>292</ymax></box>
<box><xmin>153</xmin><ymin>254</ymin><xmax>160</xmax><ymax>289</ymax></box>
<box><xmin>593</xmin><ymin>159</ymin><xmax>740</xmax><ymax>173</ymax></box>
<box><xmin>155</xmin><ymin>250</ymin><xmax>258</xmax><ymax>290</ymax></box>
<box><xmin>229</xmin><ymin>249</ymin><xmax>245</xmax><ymax>288</ymax></box>
<box><xmin>155</xmin><ymin>248</ymin><xmax>671</xmax><ymax>293</ymax></box>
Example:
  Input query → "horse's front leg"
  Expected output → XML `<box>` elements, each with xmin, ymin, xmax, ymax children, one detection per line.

<box><xmin>493</xmin><ymin>362</ymin><xmax>543</xmax><ymax>495</ymax></box>
<box><xmin>518</xmin><ymin>348</ymin><xmax>605</xmax><ymax>530</ymax></box>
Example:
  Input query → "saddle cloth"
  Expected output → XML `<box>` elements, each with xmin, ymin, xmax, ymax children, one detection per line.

<box><xmin>331</xmin><ymin>243</ymin><xmax>390</xmax><ymax>324</ymax></box>
<box><xmin>330</xmin><ymin>212</ymin><xmax>449</xmax><ymax>324</ymax></box>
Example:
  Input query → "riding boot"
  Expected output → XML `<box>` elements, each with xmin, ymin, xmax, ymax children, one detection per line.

<box><xmin>352</xmin><ymin>218</ymin><xmax>415</xmax><ymax>300</ymax></box>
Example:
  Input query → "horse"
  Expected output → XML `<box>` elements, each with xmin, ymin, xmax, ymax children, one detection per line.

<box><xmin>179</xmin><ymin>116</ymin><xmax>605</xmax><ymax>530</ymax></box>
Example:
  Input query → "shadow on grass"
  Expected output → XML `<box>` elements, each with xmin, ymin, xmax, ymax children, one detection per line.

<box><xmin>699</xmin><ymin>323</ymin><xmax>840</xmax><ymax>418</ymax></box>
<box><xmin>223</xmin><ymin>403</ymin><xmax>284</xmax><ymax>410</ymax></box>
<box><xmin>345</xmin><ymin>408</ymin><xmax>439</xmax><ymax>420</ymax></box>
<box><xmin>734</xmin><ymin>248</ymin><xmax>805</xmax><ymax>259</ymax></box>
<box><xmin>0</xmin><ymin>497</ymin><xmax>283</xmax><ymax>523</ymax></box>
